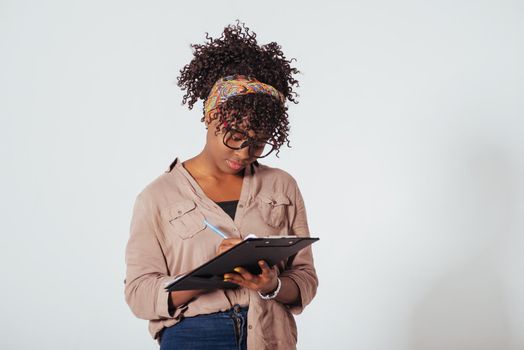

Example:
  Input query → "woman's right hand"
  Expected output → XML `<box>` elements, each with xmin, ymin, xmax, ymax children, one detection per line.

<box><xmin>216</xmin><ymin>238</ymin><xmax>243</xmax><ymax>255</ymax></box>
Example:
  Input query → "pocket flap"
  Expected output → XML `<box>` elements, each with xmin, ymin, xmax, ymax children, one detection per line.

<box><xmin>258</xmin><ymin>192</ymin><xmax>290</xmax><ymax>206</ymax></box>
<box><xmin>161</xmin><ymin>200</ymin><xmax>206</xmax><ymax>240</ymax></box>
<box><xmin>162</xmin><ymin>200</ymin><xmax>197</xmax><ymax>221</ymax></box>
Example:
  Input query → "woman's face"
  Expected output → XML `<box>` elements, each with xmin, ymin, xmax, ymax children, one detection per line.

<box><xmin>204</xmin><ymin>116</ymin><xmax>270</xmax><ymax>175</ymax></box>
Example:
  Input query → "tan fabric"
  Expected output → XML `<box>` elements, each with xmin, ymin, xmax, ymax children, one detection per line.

<box><xmin>124</xmin><ymin>157</ymin><xmax>318</xmax><ymax>349</ymax></box>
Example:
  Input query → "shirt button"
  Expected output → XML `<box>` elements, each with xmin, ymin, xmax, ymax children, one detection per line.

<box><xmin>233</xmin><ymin>228</ymin><xmax>238</xmax><ymax>232</ymax></box>
<box><xmin>177</xmin><ymin>210</ymin><xmax>182</xmax><ymax>214</ymax></box>
<box><xmin>238</xmin><ymin>204</ymin><xmax>244</xmax><ymax>208</ymax></box>
<box><xmin>248</xmin><ymin>325</ymin><xmax>253</xmax><ymax>330</ymax></box>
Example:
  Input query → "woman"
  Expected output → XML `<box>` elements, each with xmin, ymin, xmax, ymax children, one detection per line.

<box><xmin>124</xmin><ymin>21</ymin><xmax>318</xmax><ymax>350</ymax></box>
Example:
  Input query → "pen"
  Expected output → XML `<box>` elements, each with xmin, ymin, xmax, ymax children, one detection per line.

<box><xmin>203</xmin><ymin>219</ymin><xmax>229</xmax><ymax>239</ymax></box>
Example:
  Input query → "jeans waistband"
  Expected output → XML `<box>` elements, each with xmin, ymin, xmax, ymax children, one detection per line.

<box><xmin>230</xmin><ymin>304</ymin><xmax>248</xmax><ymax>314</ymax></box>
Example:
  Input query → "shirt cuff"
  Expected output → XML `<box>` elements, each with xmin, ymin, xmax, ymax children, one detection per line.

<box><xmin>279</xmin><ymin>272</ymin><xmax>310</xmax><ymax>315</ymax></box>
<box><xmin>157</xmin><ymin>276</ymin><xmax>189</xmax><ymax>319</ymax></box>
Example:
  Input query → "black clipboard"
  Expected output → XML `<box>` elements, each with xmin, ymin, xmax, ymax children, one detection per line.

<box><xmin>164</xmin><ymin>236</ymin><xmax>319</xmax><ymax>292</ymax></box>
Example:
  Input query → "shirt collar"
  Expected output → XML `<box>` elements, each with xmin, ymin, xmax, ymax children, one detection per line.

<box><xmin>165</xmin><ymin>157</ymin><xmax>259</xmax><ymax>174</ymax></box>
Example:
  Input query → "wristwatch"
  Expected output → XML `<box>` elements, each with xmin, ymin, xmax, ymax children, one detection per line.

<box><xmin>257</xmin><ymin>277</ymin><xmax>282</xmax><ymax>300</ymax></box>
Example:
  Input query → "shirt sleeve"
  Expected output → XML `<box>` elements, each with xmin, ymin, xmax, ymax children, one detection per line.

<box><xmin>124</xmin><ymin>193</ymin><xmax>186</xmax><ymax>320</ymax></box>
<box><xmin>279</xmin><ymin>180</ymin><xmax>319</xmax><ymax>315</ymax></box>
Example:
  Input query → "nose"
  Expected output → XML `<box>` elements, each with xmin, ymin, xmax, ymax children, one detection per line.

<box><xmin>234</xmin><ymin>145</ymin><xmax>252</xmax><ymax>160</ymax></box>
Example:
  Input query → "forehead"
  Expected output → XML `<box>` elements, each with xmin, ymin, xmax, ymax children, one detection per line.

<box><xmin>226</xmin><ymin>119</ymin><xmax>271</xmax><ymax>139</ymax></box>
<box><xmin>231</xmin><ymin>127</ymin><xmax>271</xmax><ymax>140</ymax></box>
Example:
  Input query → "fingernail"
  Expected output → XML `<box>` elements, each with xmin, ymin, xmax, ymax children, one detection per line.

<box><xmin>234</xmin><ymin>267</ymin><xmax>241</xmax><ymax>273</ymax></box>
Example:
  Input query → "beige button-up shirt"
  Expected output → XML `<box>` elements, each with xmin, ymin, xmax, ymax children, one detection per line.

<box><xmin>124</xmin><ymin>157</ymin><xmax>318</xmax><ymax>349</ymax></box>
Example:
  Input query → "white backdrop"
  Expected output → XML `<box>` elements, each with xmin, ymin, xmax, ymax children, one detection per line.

<box><xmin>1</xmin><ymin>1</ymin><xmax>523</xmax><ymax>349</ymax></box>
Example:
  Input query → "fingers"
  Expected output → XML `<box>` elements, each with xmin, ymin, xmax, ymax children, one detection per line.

<box><xmin>225</xmin><ymin>238</ymin><xmax>243</xmax><ymax>245</ymax></box>
<box><xmin>216</xmin><ymin>238</ymin><xmax>243</xmax><ymax>255</ymax></box>
<box><xmin>223</xmin><ymin>266</ymin><xmax>256</xmax><ymax>287</ymax></box>
<box><xmin>222</xmin><ymin>274</ymin><xmax>238</xmax><ymax>284</ymax></box>
<box><xmin>218</xmin><ymin>242</ymin><xmax>235</xmax><ymax>251</ymax></box>
<box><xmin>223</xmin><ymin>271</ymin><xmax>245</xmax><ymax>285</ymax></box>
<box><xmin>223</xmin><ymin>263</ymin><xmax>278</xmax><ymax>291</ymax></box>
<box><xmin>233</xmin><ymin>267</ymin><xmax>254</xmax><ymax>281</ymax></box>
<box><xmin>258</xmin><ymin>260</ymin><xmax>272</xmax><ymax>276</ymax></box>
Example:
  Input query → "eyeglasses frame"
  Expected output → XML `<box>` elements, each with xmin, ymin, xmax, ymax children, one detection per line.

<box><xmin>221</xmin><ymin>126</ymin><xmax>276</xmax><ymax>159</ymax></box>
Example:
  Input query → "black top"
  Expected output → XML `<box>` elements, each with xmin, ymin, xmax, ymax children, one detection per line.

<box><xmin>215</xmin><ymin>200</ymin><xmax>239</xmax><ymax>220</ymax></box>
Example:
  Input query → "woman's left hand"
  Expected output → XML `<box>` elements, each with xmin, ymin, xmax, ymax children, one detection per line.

<box><xmin>223</xmin><ymin>260</ymin><xmax>279</xmax><ymax>294</ymax></box>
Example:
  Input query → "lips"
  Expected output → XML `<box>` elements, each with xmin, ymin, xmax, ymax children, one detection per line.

<box><xmin>226</xmin><ymin>159</ymin><xmax>245</xmax><ymax>170</ymax></box>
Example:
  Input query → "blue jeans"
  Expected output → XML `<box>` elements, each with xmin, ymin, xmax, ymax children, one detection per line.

<box><xmin>159</xmin><ymin>305</ymin><xmax>248</xmax><ymax>350</ymax></box>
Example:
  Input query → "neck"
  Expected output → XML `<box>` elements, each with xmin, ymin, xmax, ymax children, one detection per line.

<box><xmin>186</xmin><ymin>151</ymin><xmax>244</xmax><ymax>181</ymax></box>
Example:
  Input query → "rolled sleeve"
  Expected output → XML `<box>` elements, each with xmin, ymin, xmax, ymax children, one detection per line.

<box><xmin>279</xmin><ymin>180</ymin><xmax>319</xmax><ymax>315</ymax></box>
<box><xmin>124</xmin><ymin>193</ymin><xmax>182</xmax><ymax>320</ymax></box>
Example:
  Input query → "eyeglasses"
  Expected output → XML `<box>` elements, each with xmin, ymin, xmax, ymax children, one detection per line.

<box><xmin>222</xmin><ymin>127</ymin><xmax>276</xmax><ymax>159</ymax></box>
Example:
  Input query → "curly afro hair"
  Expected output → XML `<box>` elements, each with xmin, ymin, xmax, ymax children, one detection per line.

<box><xmin>177</xmin><ymin>20</ymin><xmax>301</xmax><ymax>157</ymax></box>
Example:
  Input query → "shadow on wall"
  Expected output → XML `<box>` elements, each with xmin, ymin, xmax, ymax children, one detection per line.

<box><xmin>409</xmin><ymin>143</ymin><xmax>519</xmax><ymax>350</ymax></box>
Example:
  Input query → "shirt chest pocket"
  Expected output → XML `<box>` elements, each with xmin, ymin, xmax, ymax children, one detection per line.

<box><xmin>162</xmin><ymin>200</ymin><xmax>206</xmax><ymax>240</ymax></box>
<box><xmin>257</xmin><ymin>192</ymin><xmax>291</xmax><ymax>229</ymax></box>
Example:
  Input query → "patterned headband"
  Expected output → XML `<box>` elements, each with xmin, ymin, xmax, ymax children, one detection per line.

<box><xmin>204</xmin><ymin>74</ymin><xmax>285</xmax><ymax>117</ymax></box>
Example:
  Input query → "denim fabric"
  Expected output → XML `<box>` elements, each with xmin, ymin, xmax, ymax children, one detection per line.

<box><xmin>159</xmin><ymin>305</ymin><xmax>248</xmax><ymax>350</ymax></box>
